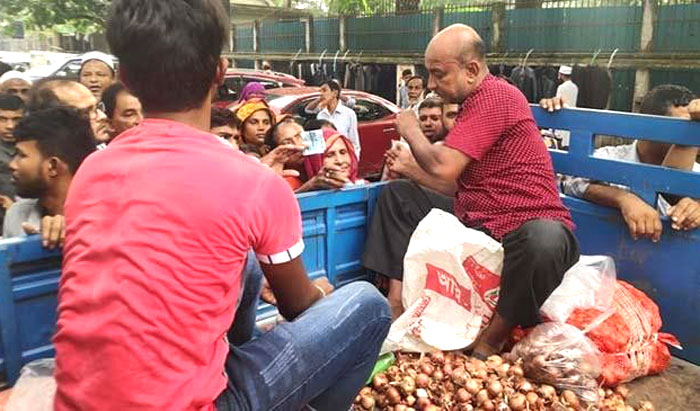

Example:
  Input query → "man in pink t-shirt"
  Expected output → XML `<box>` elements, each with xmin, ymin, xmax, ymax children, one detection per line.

<box><xmin>53</xmin><ymin>1</ymin><xmax>390</xmax><ymax>410</ymax></box>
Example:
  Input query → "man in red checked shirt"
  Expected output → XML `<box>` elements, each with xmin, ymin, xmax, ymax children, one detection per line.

<box><xmin>363</xmin><ymin>24</ymin><xmax>579</xmax><ymax>358</ymax></box>
<box><xmin>52</xmin><ymin>1</ymin><xmax>390</xmax><ymax>410</ymax></box>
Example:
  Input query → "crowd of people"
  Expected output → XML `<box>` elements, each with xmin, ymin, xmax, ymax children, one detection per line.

<box><xmin>0</xmin><ymin>0</ymin><xmax>699</xmax><ymax>409</ymax></box>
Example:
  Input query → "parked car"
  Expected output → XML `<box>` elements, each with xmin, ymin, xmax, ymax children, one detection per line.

<box><xmin>263</xmin><ymin>87</ymin><xmax>401</xmax><ymax>178</ymax></box>
<box><xmin>24</xmin><ymin>52</ymin><xmax>117</xmax><ymax>82</ymax></box>
<box><xmin>215</xmin><ymin>68</ymin><xmax>305</xmax><ymax>106</ymax></box>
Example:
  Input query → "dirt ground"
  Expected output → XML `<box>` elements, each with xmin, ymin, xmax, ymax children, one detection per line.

<box><xmin>625</xmin><ymin>357</ymin><xmax>700</xmax><ymax>410</ymax></box>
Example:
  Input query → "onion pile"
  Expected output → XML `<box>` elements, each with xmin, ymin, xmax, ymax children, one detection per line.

<box><xmin>353</xmin><ymin>351</ymin><xmax>654</xmax><ymax>411</ymax></box>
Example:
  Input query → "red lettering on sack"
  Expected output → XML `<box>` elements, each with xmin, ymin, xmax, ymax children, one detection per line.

<box><xmin>462</xmin><ymin>257</ymin><xmax>500</xmax><ymax>308</ymax></box>
<box><xmin>424</xmin><ymin>263</ymin><xmax>472</xmax><ymax>311</ymax></box>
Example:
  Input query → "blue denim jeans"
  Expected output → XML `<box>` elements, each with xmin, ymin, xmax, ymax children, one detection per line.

<box><xmin>216</xmin><ymin>258</ymin><xmax>391</xmax><ymax>411</ymax></box>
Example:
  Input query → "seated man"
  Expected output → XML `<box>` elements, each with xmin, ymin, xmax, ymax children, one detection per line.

<box><xmin>53</xmin><ymin>2</ymin><xmax>390</xmax><ymax>410</ymax></box>
<box><xmin>27</xmin><ymin>78</ymin><xmax>111</xmax><ymax>144</ymax></box>
<box><xmin>364</xmin><ymin>25</ymin><xmax>579</xmax><ymax>359</ymax></box>
<box><xmin>3</xmin><ymin>107</ymin><xmax>95</xmax><ymax>249</ymax></box>
<box><xmin>544</xmin><ymin>84</ymin><xmax>700</xmax><ymax>239</ymax></box>
<box><xmin>102</xmin><ymin>82</ymin><xmax>143</xmax><ymax>141</ymax></box>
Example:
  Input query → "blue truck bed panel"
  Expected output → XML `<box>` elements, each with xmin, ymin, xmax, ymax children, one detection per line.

<box><xmin>0</xmin><ymin>106</ymin><xmax>698</xmax><ymax>385</ymax></box>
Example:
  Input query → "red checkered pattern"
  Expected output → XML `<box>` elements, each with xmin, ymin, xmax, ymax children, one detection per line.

<box><xmin>445</xmin><ymin>75</ymin><xmax>574</xmax><ymax>239</ymax></box>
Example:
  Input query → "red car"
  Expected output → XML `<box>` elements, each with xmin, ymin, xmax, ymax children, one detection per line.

<box><xmin>263</xmin><ymin>87</ymin><xmax>401</xmax><ymax>179</ymax></box>
<box><xmin>216</xmin><ymin>69</ymin><xmax>305</xmax><ymax>106</ymax></box>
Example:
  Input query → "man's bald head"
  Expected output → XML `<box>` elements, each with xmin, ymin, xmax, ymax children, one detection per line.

<box><xmin>427</xmin><ymin>24</ymin><xmax>485</xmax><ymax>66</ymax></box>
<box><xmin>27</xmin><ymin>79</ymin><xmax>94</xmax><ymax>112</ymax></box>
<box><xmin>424</xmin><ymin>24</ymin><xmax>488</xmax><ymax>104</ymax></box>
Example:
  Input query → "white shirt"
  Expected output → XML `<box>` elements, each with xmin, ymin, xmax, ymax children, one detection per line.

<box><xmin>556</xmin><ymin>80</ymin><xmax>579</xmax><ymax>107</ymax></box>
<box><xmin>317</xmin><ymin>103</ymin><xmax>361</xmax><ymax>158</ymax></box>
<box><xmin>560</xmin><ymin>141</ymin><xmax>700</xmax><ymax>215</ymax></box>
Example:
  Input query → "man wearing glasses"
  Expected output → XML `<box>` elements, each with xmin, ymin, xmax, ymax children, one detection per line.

<box><xmin>27</xmin><ymin>79</ymin><xmax>111</xmax><ymax>145</ymax></box>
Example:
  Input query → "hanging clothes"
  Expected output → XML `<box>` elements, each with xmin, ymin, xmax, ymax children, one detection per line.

<box><xmin>510</xmin><ymin>66</ymin><xmax>539</xmax><ymax>103</ymax></box>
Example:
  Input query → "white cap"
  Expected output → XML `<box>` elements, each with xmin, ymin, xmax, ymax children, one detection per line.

<box><xmin>0</xmin><ymin>70</ymin><xmax>32</xmax><ymax>86</ymax></box>
<box><xmin>80</xmin><ymin>51</ymin><xmax>116</xmax><ymax>72</ymax></box>
<box><xmin>559</xmin><ymin>65</ymin><xmax>572</xmax><ymax>76</ymax></box>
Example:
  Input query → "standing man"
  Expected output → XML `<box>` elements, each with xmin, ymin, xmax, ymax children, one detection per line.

<box><xmin>556</xmin><ymin>65</ymin><xmax>578</xmax><ymax>107</ymax></box>
<box><xmin>27</xmin><ymin>79</ymin><xmax>111</xmax><ymax>144</ymax></box>
<box><xmin>101</xmin><ymin>82</ymin><xmax>143</xmax><ymax>140</ymax></box>
<box><xmin>3</xmin><ymin>107</ymin><xmax>95</xmax><ymax>247</ymax></box>
<box><xmin>398</xmin><ymin>68</ymin><xmax>413</xmax><ymax>109</ymax></box>
<box><xmin>0</xmin><ymin>94</ymin><xmax>23</xmax><ymax>214</ymax></box>
<box><xmin>53</xmin><ymin>1</ymin><xmax>389</xmax><ymax>410</ymax></box>
<box><xmin>442</xmin><ymin>102</ymin><xmax>460</xmax><ymax>133</ymax></box>
<box><xmin>79</xmin><ymin>51</ymin><xmax>116</xmax><ymax>101</ymax></box>
<box><xmin>0</xmin><ymin>71</ymin><xmax>32</xmax><ymax>103</ymax></box>
<box><xmin>406</xmin><ymin>75</ymin><xmax>426</xmax><ymax>111</ymax></box>
<box><xmin>313</xmin><ymin>79</ymin><xmax>361</xmax><ymax>158</ymax></box>
<box><xmin>365</xmin><ymin>24</ymin><xmax>579</xmax><ymax>357</ymax></box>
<box><xmin>416</xmin><ymin>97</ymin><xmax>446</xmax><ymax>143</ymax></box>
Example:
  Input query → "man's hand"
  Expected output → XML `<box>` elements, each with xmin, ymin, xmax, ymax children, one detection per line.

<box><xmin>22</xmin><ymin>215</ymin><xmax>66</xmax><ymax>249</ymax></box>
<box><xmin>260</xmin><ymin>278</ymin><xmax>277</xmax><ymax>305</ymax></box>
<box><xmin>395</xmin><ymin>109</ymin><xmax>422</xmax><ymax>138</ymax></box>
<box><xmin>0</xmin><ymin>195</ymin><xmax>13</xmax><ymax>210</ymax></box>
<box><xmin>311</xmin><ymin>277</ymin><xmax>334</xmax><ymax>297</ymax></box>
<box><xmin>385</xmin><ymin>143</ymin><xmax>416</xmax><ymax>176</ymax></box>
<box><xmin>539</xmin><ymin>97</ymin><xmax>566</xmax><ymax>112</ymax></box>
<box><xmin>261</xmin><ymin>144</ymin><xmax>306</xmax><ymax>172</ymax></box>
<box><xmin>689</xmin><ymin>99</ymin><xmax>700</xmax><ymax>121</ymax></box>
<box><xmin>619</xmin><ymin>195</ymin><xmax>662</xmax><ymax>242</ymax></box>
<box><xmin>668</xmin><ymin>197</ymin><xmax>700</xmax><ymax>231</ymax></box>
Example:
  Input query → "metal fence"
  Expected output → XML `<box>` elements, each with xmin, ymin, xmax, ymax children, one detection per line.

<box><xmin>313</xmin><ymin>18</ymin><xmax>340</xmax><ymax>53</ymax></box>
<box><xmin>234</xmin><ymin>0</ymin><xmax>700</xmax><ymax>55</ymax></box>
<box><xmin>259</xmin><ymin>19</ymin><xmax>306</xmax><ymax>52</ymax></box>
<box><xmin>346</xmin><ymin>11</ymin><xmax>434</xmax><ymax>53</ymax></box>
<box><xmin>235</xmin><ymin>24</ymin><xmax>255</xmax><ymax>52</ymax></box>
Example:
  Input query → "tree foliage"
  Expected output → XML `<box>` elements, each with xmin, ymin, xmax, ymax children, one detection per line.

<box><xmin>0</xmin><ymin>0</ymin><xmax>110</xmax><ymax>35</ymax></box>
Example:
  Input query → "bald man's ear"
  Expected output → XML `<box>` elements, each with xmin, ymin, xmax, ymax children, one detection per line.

<box><xmin>465</xmin><ymin>60</ymin><xmax>481</xmax><ymax>83</ymax></box>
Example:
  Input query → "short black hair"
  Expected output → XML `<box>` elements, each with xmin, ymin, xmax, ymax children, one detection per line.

<box><xmin>407</xmin><ymin>76</ymin><xmax>425</xmax><ymax>88</ymax></box>
<box><xmin>640</xmin><ymin>84</ymin><xmax>697</xmax><ymax>116</ymax></box>
<box><xmin>402</xmin><ymin>69</ymin><xmax>413</xmax><ymax>77</ymax></box>
<box><xmin>106</xmin><ymin>0</ymin><xmax>229</xmax><ymax>113</ymax></box>
<box><xmin>13</xmin><ymin>107</ymin><xmax>96</xmax><ymax>174</ymax></box>
<box><xmin>211</xmin><ymin>106</ymin><xmax>239</xmax><ymax>128</ymax></box>
<box><xmin>418</xmin><ymin>97</ymin><xmax>443</xmax><ymax>112</ymax></box>
<box><xmin>304</xmin><ymin>118</ymin><xmax>336</xmax><ymax>131</ymax></box>
<box><xmin>323</xmin><ymin>79</ymin><xmax>342</xmax><ymax>99</ymax></box>
<box><xmin>102</xmin><ymin>82</ymin><xmax>127</xmax><ymax>119</ymax></box>
<box><xmin>0</xmin><ymin>94</ymin><xmax>24</xmax><ymax>111</ymax></box>
<box><xmin>26</xmin><ymin>78</ymin><xmax>77</xmax><ymax>112</ymax></box>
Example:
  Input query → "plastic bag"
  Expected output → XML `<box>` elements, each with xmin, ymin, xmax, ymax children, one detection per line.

<box><xmin>381</xmin><ymin>209</ymin><xmax>504</xmax><ymax>354</ymax></box>
<box><xmin>6</xmin><ymin>358</ymin><xmax>56</xmax><ymax>411</ymax></box>
<box><xmin>540</xmin><ymin>255</ymin><xmax>617</xmax><ymax>323</ymax></box>
<box><xmin>566</xmin><ymin>280</ymin><xmax>681</xmax><ymax>386</ymax></box>
<box><xmin>510</xmin><ymin>322</ymin><xmax>601</xmax><ymax>406</ymax></box>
